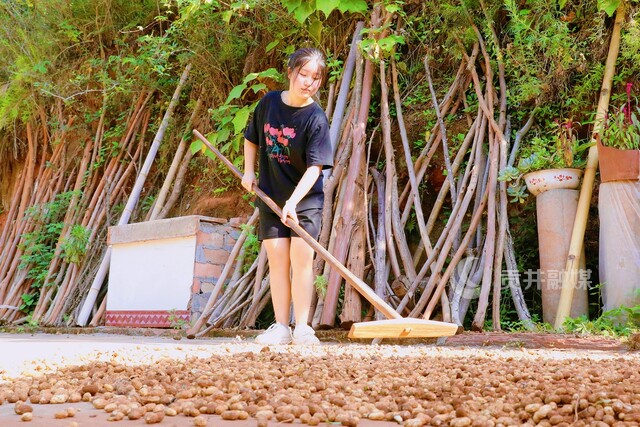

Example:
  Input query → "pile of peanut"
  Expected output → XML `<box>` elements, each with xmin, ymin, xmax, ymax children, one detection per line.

<box><xmin>2</xmin><ymin>346</ymin><xmax>639</xmax><ymax>426</ymax></box>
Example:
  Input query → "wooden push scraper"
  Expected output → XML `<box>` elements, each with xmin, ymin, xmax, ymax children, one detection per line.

<box><xmin>192</xmin><ymin>129</ymin><xmax>458</xmax><ymax>340</ymax></box>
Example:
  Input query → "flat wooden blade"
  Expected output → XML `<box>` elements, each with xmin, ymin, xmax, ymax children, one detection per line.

<box><xmin>348</xmin><ymin>318</ymin><xmax>459</xmax><ymax>339</ymax></box>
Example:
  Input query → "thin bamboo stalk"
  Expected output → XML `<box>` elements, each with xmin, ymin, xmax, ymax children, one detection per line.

<box><xmin>229</xmin><ymin>245</ymin><xmax>247</xmax><ymax>288</ymax></box>
<box><xmin>0</xmin><ymin>176</ymin><xmax>22</xmax><ymax>247</ymax></box>
<box><xmin>423</xmin><ymin>176</ymin><xmax>490</xmax><ymax>319</ymax></box>
<box><xmin>425</xmin><ymin>110</ymin><xmax>481</xmax><ymax>235</ymax></box>
<box><xmin>80</xmin><ymin>101</ymin><xmax>150</xmax><ymax>229</ymax></box>
<box><xmin>472</xmin><ymin>134</ymin><xmax>498</xmax><ymax>331</ymax></box>
<box><xmin>370</xmin><ymin>168</ymin><xmax>387</xmax><ymax>320</ymax></box>
<box><xmin>3</xmin><ymin>158</ymin><xmax>69</xmax><ymax>320</ymax></box>
<box><xmin>380</xmin><ymin>61</ymin><xmax>416</xmax><ymax>284</ymax></box>
<box><xmin>440</xmin><ymin>291</ymin><xmax>451</xmax><ymax>323</ymax></box>
<box><xmin>396</xmin><ymin>123</ymin><xmax>482</xmax><ymax>315</ymax></box>
<box><xmin>251</xmin><ymin>247</ymin><xmax>268</xmax><ymax>305</ymax></box>
<box><xmin>16</xmin><ymin>122</ymin><xmax>36</xmax><ymax>223</ymax></box>
<box><xmin>212</xmin><ymin>280</ymin><xmax>254</xmax><ymax>325</ymax></box>
<box><xmin>492</xmin><ymin>148</ymin><xmax>508</xmax><ymax>331</ymax></box>
<box><xmin>554</xmin><ymin>2</ymin><xmax>625</xmax><ymax>329</ymax></box>
<box><xmin>45</xmin><ymin>264</ymin><xmax>76</xmax><ymax>323</ymax></box>
<box><xmin>215</xmin><ymin>256</ymin><xmax>258</xmax><ymax>320</ymax></box>
<box><xmin>34</xmin><ymin>138</ymin><xmax>95</xmax><ymax>323</ymax></box>
<box><xmin>508</xmin><ymin>112</ymin><xmax>536</xmax><ymax>168</ymax></box>
<box><xmin>424</xmin><ymin>56</ymin><xmax>457</xmax><ymax>202</ymax></box>
<box><xmin>312</xmin><ymin>169</ymin><xmax>349</xmax><ymax>327</ymax></box>
<box><xmin>89</xmin><ymin>296</ymin><xmax>107</xmax><ymax>327</ymax></box>
<box><xmin>449</xmin><ymin>255</ymin><xmax>478</xmax><ymax>325</ymax></box>
<box><xmin>211</xmin><ymin>259</ymin><xmax>259</xmax><ymax>324</ymax></box>
<box><xmin>391</xmin><ymin>59</ymin><xmax>432</xmax><ymax>256</ymax></box>
<box><xmin>0</xmin><ymin>269</ymin><xmax>28</xmax><ymax>318</ymax></box>
<box><xmin>503</xmin><ymin>231</ymin><xmax>532</xmax><ymax>328</ymax></box>
<box><xmin>398</xmin><ymin>57</ymin><xmax>470</xmax><ymax>212</ymax></box>
<box><xmin>149</xmin><ymin>96</ymin><xmax>203</xmax><ymax>220</ymax></box>
<box><xmin>329</xmin><ymin>22</ymin><xmax>364</xmax><ymax>156</ymax></box>
<box><xmin>459</xmin><ymin>36</ymin><xmax>505</xmax><ymax>329</ymax></box>
<box><xmin>339</xmin><ymin>167</ymin><xmax>366</xmax><ymax>327</ymax></box>
<box><xmin>240</xmin><ymin>275</ymin><xmax>271</xmax><ymax>328</ymax></box>
<box><xmin>411</xmin><ymin>163</ymin><xmax>482</xmax><ymax>317</ymax></box>
<box><xmin>0</xmin><ymin>179</ymin><xmax>23</xmax><ymax>295</ymax></box>
<box><xmin>325</xmin><ymin>81</ymin><xmax>336</xmax><ymax>119</ymax></box>
<box><xmin>458</xmin><ymin>253</ymin><xmax>486</xmax><ymax>323</ymax></box>
<box><xmin>487</xmin><ymin>19</ymin><xmax>509</xmax><ymax>331</ymax></box>
<box><xmin>155</xmin><ymin>135</ymin><xmax>194</xmax><ymax>220</ymax></box>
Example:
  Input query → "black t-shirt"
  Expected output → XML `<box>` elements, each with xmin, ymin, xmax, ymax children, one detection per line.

<box><xmin>244</xmin><ymin>91</ymin><xmax>333</xmax><ymax>212</ymax></box>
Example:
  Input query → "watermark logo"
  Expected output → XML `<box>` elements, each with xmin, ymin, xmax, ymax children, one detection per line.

<box><xmin>448</xmin><ymin>256</ymin><xmax>593</xmax><ymax>302</ymax></box>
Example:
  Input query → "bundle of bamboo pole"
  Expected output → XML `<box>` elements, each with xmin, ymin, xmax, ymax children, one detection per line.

<box><xmin>0</xmin><ymin>90</ymin><xmax>153</xmax><ymax>325</ymax></box>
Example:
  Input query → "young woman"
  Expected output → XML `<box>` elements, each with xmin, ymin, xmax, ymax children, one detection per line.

<box><xmin>241</xmin><ymin>48</ymin><xmax>333</xmax><ymax>345</ymax></box>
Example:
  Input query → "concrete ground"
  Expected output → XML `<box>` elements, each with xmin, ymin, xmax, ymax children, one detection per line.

<box><xmin>0</xmin><ymin>333</ymin><xmax>245</xmax><ymax>426</ymax></box>
<box><xmin>0</xmin><ymin>332</ymin><xmax>637</xmax><ymax>426</ymax></box>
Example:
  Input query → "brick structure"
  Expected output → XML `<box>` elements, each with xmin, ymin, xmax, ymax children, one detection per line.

<box><xmin>190</xmin><ymin>219</ymin><xmax>242</xmax><ymax>321</ymax></box>
<box><xmin>105</xmin><ymin>215</ymin><xmax>245</xmax><ymax>328</ymax></box>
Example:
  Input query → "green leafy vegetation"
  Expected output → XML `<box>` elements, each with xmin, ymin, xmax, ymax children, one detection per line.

<box><xmin>563</xmin><ymin>304</ymin><xmax>640</xmax><ymax>337</ymax></box>
<box><xmin>240</xmin><ymin>224</ymin><xmax>260</xmax><ymax>274</ymax></box>
<box><xmin>167</xmin><ymin>308</ymin><xmax>189</xmax><ymax>330</ymax></box>
<box><xmin>314</xmin><ymin>274</ymin><xmax>329</xmax><ymax>298</ymax></box>
<box><xmin>60</xmin><ymin>225</ymin><xmax>91</xmax><ymax>264</ymax></box>
<box><xmin>280</xmin><ymin>0</ymin><xmax>368</xmax><ymax>42</ymax></box>
<box><xmin>601</xmin><ymin>84</ymin><xmax>640</xmax><ymax>150</ymax></box>
<box><xmin>18</xmin><ymin>191</ymin><xmax>89</xmax><ymax>314</ymax></box>
<box><xmin>190</xmin><ymin>68</ymin><xmax>284</xmax><ymax>173</ymax></box>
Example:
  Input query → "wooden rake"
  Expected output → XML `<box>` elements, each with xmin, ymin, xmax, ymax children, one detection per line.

<box><xmin>191</xmin><ymin>129</ymin><xmax>458</xmax><ymax>339</ymax></box>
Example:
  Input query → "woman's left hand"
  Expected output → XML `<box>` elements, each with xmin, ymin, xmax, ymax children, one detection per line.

<box><xmin>281</xmin><ymin>200</ymin><xmax>299</xmax><ymax>226</ymax></box>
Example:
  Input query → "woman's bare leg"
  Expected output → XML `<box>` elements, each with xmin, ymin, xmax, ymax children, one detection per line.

<box><xmin>290</xmin><ymin>237</ymin><xmax>315</xmax><ymax>326</ymax></box>
<box><xmin>263</xmin><ymin>238</ymin><xmax>292</xmax><ymax>325</ymax></box>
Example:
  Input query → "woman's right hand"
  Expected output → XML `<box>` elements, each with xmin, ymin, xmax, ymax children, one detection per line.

<box><xmin>241</xmin><ymin>172</ymin><xmax>256</xmax><ymax>193</ymax></box>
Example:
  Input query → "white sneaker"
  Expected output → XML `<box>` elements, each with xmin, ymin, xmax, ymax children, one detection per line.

<box><xmin>292</xmin><ymin>324</ymin><xmax>320</xmax><ymax>345</ymax></box>
<box><xmin>255</xmin><ymin>323</ymin><xmax>292</xmax><ymax>345</ymax></box>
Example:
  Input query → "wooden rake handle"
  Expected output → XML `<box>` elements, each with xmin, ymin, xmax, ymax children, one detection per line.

<box><xmin>193</xmin><ymin>129</ymin><xmax>401</xmax><ymax>320</ymax></box>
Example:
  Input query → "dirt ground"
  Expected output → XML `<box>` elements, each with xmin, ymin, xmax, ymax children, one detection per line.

<box><xmin>0</xmin><ymin>332</ymin><xmax>639</xmax><ymax>427</ymax></box>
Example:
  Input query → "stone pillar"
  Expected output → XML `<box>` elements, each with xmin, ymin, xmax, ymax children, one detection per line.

<box><xmin>536</xmin><ymin>189</ymin><xmax>589</xmax><ymax>324</ymax></box>
<box><xmin>599</xmin><ymin>181</ymin><xmax>640</xmax><ymax>314</ymax></box>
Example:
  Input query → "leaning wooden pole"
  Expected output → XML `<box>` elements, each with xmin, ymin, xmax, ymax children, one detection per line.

<box><xmin>149</xmin><ymin>96</ymin><xmax>203</xmax><ymax>220</ymax></box>
<box><xmin>554</xmin><ymin>3</ymin><xmax>625</xmax><ymax>329</ymax></box>
<box><xmin>77</xmin><ymin>64</ymin><xmax>192</xmax><ymax>326</ymax></box>
<box><xmin>329</xmin><ymin>21</ymin><xmax>364</xmax><ymax>156</ymax></box>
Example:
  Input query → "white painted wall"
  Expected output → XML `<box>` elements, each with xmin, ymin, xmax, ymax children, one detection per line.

<box><xmin>107</xmin><ymin>236</ymin><xmax>196</xmax><ymax>311</ymax></box>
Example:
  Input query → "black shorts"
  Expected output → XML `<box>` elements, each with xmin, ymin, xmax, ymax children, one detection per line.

<box><xmin>258</xmin><ymin>207</ymin><xmax>323</xmax><ymax>241</ymax></box>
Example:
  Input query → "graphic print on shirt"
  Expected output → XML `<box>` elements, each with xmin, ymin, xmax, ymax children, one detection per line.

<box><xmin>264</xmin><ymin>123</ymin><xmax>296</xmax><ymax>164</ymax></box>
